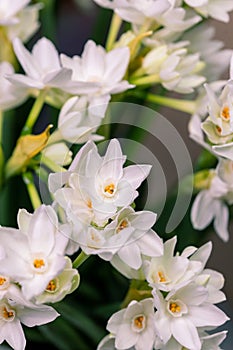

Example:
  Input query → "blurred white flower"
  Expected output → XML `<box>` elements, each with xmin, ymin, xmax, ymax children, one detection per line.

<box><xmin>0</xmin><ymin>61</ymin><xmax>28</xmax><ymax>111</ymax></box>
<box><xmin>107</xmin><ymin>298</ymin><xmax>156</xmax><ymax>350</ymax></box>
<box><xmin>184</xmin><ymin>0</ymin><xmax>233</xmax><ymax>22</ymax></box>
<box><xmin>191</xmin><ymin>158</ymin><xmax>233</xmax><ymax>241</ymax></box>
<box><xmin>142</xmin><ymin>44</ymin><xmax>205</xmax><ymax>93</ymax></box>
<box><xmin>49</xmin><ymin>94</ymin><xmax>110</xmax><ymax>145</ymax></box>
<box><xmin>182</xmin><ymin>23</ymin><xmax>233</xmax><ymax>82</ymax></box>
<box><xmin>61</xmin><ymin>40</ymin><xmax>134</xmax><ymax>96</ymax></box>
<box><xmin>0</xmin><ymin>0</ymin><xmax>31</xmax><ymax>26</ymax></box>
<box><xmin>93</xmin><ymin>0</ymin><xmax>171</xmax><ymax>25</ymax></box>
<box><xmin>42</xmin><ymin>142</ymin><xmax>73</xmax><ymax>166</ymax></box>
<box><xmin>5</xmin><ymin>3</ymin><xmax>42</xmax><ymax>43</ymax></box>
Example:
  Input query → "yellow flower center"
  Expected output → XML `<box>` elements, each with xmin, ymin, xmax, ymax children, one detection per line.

<box><xmin>158</xmin><ymin>271</ymin><xmax>166</xmax><ymax>283</ymax></box>
<box><xmin>169</xmin><ymin>302</ymin><xmax>181</xmax><ymax>313</ymax></box>
<box><xmin>216</xmin><ymin>125</ymin><xmax>222</xmax><ymax>134</ymax></box>
<box><xmin>221</xmin><ymin>106</ymin><xmax>230</xmax><ymax>121</ymax></box>
<box><xmin>104</xmin><ymin>183</ymin><xmax>115</xmax><ymax>195</ymax></box>
<box><xmin>46</xmin><ymin>279</ymin><xmax>57</xmax><ymax>292</ymax></box>
<box><xmin>33</xmin><ymin>259</ymin><xmax>45</xmax><ymax>269</ymax></box>
<box><xmin>116</xmin><ymin>219</ymin><xmax>129</xmax><ymax>233</ymax></box>
<box><xmin>2</xmin><ymin>307</ymin><xmax>14</xmax><ymax>320</ymax></box>
<box><xmin>133</xmin><ymin>315</ymin><xmax>145</xmax><ymax>329</ymax></box>
<box><xmin>0</xmin><ymin>277</ymin><xmax>6</xmax><ymax>286</ymax></box>
<box><xmin>87</xmin><ymin>199</ymin><xmax>92</xmax><ymax>209</ymax></box>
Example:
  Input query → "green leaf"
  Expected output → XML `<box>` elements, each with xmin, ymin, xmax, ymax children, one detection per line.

<box><xmin>55</xmin><ymin>302</ymin><xmax>105</xmax><ymax>343</ymax></box>
<box><xmin>0</xmin><ymin>144</ymin><xmax>4</xmax><ymax>189</ymax></box>
<box><xmin>39</xmin><ymin>317</ymin><xmax>90</xmax><ymax>350</ymax></box>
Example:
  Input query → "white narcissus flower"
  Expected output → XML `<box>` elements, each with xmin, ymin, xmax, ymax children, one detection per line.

<box><xmin>153</xmin><ymin>283</ymin><xmax>229</xmax><ymax>350</ymax></box>
<box><xmin>93</xmin><ymin>0</ymin><xmax>171</xmax><ymax>26</ymax></box>
<box><xmin>35</xmin><ymin>257</ymin><xmax>80</xmax><ymax>304</ymax></box>
<box><xmin>145</xmin><ymin>236</ymin><xmax>205</xmax><ymax>292</ymax></box>
<box><xmin>0</xmin><ymin>61</ymin><xmax>28</xmax><ymax>111</ymax></box>
<box><xmin>107</xmin><ymin>298</ymin><xmax>156</xmax><ymax>350</ymax></box>
<box><xmin>191</xmin><ymin>158</ymin><xmax>233</xmax><ymax>242</ymax></box>
<box><xmin>48</xmin><ymin>94</ymin><xmax>110</xmax><ymax>145</ymax></box>
<box><xmin>9</xmin><ymin>37</ymin><xmax>98</xmax><ymax>95</ymax></box>
<box><xmin>0</xmin><ymin>284</ymin><xmax>59</xmax><ymax>350</ymax></box>
<box><xmin>0</xmin><ymin>205</ymin><xmax>69</xmax><ymax>300</ymax></box>
<box><xmin>104</xmin><ymin>207</ymin><xmax>163</xmax><ymax>269</ymax></box>
<box><xmin>0</xmin><ymin>0</ymin><xmax>30</xmax><ymax>26</ymax></box>
<box><xmin>60</xmin><ymin>40</ymin><xmax>134</xmax><ymax>96</ymax></box>
<box><xmin>184</xmin><ymin>0</ymin><xmax>233</xmax><ymax>22</ymax></box>
<box><xmin>49</xmin><ymin>139</ymin><xmax>152</xmax><ymax>229</ymax></box>
<box><xmin>202</xmin><ymin>83</ymin><xmax>233</xmax><ymax>145</ymax></box>
<box><xmin>74</xmin><ymin>206</ymin><xmax>163</xmax><ymax>266</ymax></box>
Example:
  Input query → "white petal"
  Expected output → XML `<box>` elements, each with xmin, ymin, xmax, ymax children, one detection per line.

<box><xmin>188</xmin><ymin>303</ymin><xmax>229</xmax><ymax>327</ymax></box>
<box><xmin>123</xmin><ymin>164</ymin><xmax>152</xmax><ymax>189</ymax></box>
<box><xmin>28</xmin><ymin>205</ymin><xmax>57</xmax><ymax>255</ymax></box>
<box><xmin>3</xmin><ymin>320</ymin><xmax>26</xmax><ymax>350</ymax></box>
<box><xmin>32</xmin><ymin>37</ymin><xmax>61</xmax><ymax>72</ymax></box>
<box><xmin>171</xmin><ymin>317</ymin><xmax>201</xmax><ymax>350</ymax></box>
<box><xmin>117</xmin><ymin>243</ymin><xmax>142</xmax><ymax>269</ymax></box>
<box><xmin>17</xmin><ymin>208</ymin><xmax>33</xmax><ymax>235</ymax></box>
<box><xmin>137</xmin><ymin>230</ymin><xmax>163</xmax><ymax>257</ymax></box>
<box><xmin>213</xmin><ymin>202</ymin><xmax>229</xmax><ymax>241</ymax></box>
<box><xmin>19</xmin><ymin>305</ymin><xmax>59</xmax><ymax>327</ymax></box>
<box><xmin>13</xmin><ymin>38</ymin><xmax>40</xmax><ymax>79</ymax></box>
<box><xmin>191</xmin><ymin>190</ymin><xmax>216</xmax><ymax>230</ymax></box>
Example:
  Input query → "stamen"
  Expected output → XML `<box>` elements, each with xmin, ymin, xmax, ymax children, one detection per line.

<box><xmin>2</xmin><ymin>307</ymin><xmax>14</xmax><ymax>320</ymax></box>
<box><xmin>169</xmin><ymin>302</ymin><xmax>181</xmax><ymax>313</ymax></box>
<box><xmin>116</xmin><ymin>219</ymin><xmax>129</xmax><ymax>233</ymax></box>
<box><xmin>221</xmin><ymin>106</ymin><xmax>230</xmax><ymax>121</ymax></box>
<box><xmin>33</xmin><ymin>259</ymin><xmax>45</xmax><ymax>269</ymax></box>
<box><xmin>134</xmin><ymin>315</ymin><xmax>145</xmax><ymax>329</ymax></box>
<box><xmin>0</xmin><ymin>277</ymin><xmax>6</xmax><ymax>286</ymax></box>
<box><xmin>158</xmin><ymin>271</ymin><xmax>166</xmax><ymax>283</ymax></box>
<box><xmin>216</xmin><ymin>125</ymin><xmax>222</xmax><ymax>134</ymax></box>
<box><xmin>104</xmin><ymin>183</ymin><xmax>115</xmax><ymax>195</ymax></box>
<box><xmin>87</xmin><ymin>199</ymin><xmax>92</xmax><ymax>209</ymax></box>
<box><xmin>46</xmin><ymin>280</ymin><xmax>57</xmax><ymax>292</ymax></box>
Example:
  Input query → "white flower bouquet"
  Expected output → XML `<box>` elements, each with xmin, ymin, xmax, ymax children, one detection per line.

<box><xmin>0</xmin><ymin>0</ymin><xmax>232</xmax><ymax>349</ymax></box>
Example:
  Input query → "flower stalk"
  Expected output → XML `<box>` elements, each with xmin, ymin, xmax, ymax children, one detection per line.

<box><xmin>22</xmin><ymin>171</ymin><xmax>42</xmax><ymax>210</ymax></box>
<box><xmin>21</xmin><ymin>89</ymin><xmax>48</xmax><ymax>135</ymax></box>
<box><xmin>106</xmin><ymin>13</ymin><xmax>122</xmax><ymax>51</ymax></box>
<box><xmin>72</xmin><ymin>251</ymin><xmax>89</xmax><ymax>269</ymax></box>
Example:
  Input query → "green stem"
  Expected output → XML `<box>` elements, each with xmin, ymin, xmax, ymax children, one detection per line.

<box><xmin>130</xmin><ymin>74</ymin><xmax>160</xmax><ymax>86</ymax></box>
<box><xmin>106</xmin><ymin>13</ymin><xmax>122</xmax><ymax>51</ymax></box>
<box><xmin>145</xmin><ymin>93</ymin><xmax>196</xmax><ymax>114</ymax></box>
<box><xmin>73</xmin><ymin>251</ymin><xmax>89</xmax><ymax>269</ymax></box>
<box><xmin>0</xmin><ymin>110</ymin><xmax>3</xmax><ymax>144</ymax></box>
<box><xmin>41</xmin><ymin>155</ymin><xmax>66</xmax><ymax>173</ymax></box>
<box><xmin>22</xmin><ymin>172</ymin><xmax>42</xmax><ymax>210</ymax></box>
<box><xmin>21</xmin><ymin>89</ymin><xmax>48</xmax><ymax>135</ymax></box>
